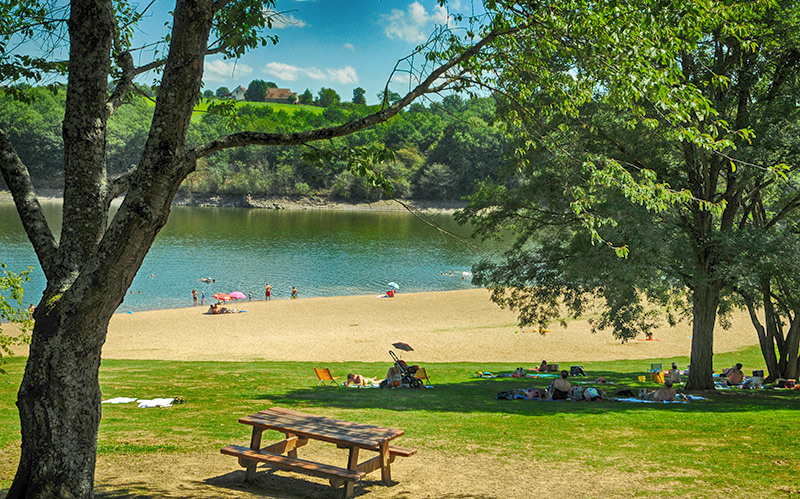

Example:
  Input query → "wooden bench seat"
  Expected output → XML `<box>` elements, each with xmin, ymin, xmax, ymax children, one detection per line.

<box><xmin>388</xmin><ymin>445</ymin><xmax>417</xmax><ymax>458</ymax></box>
<box><xmin>221</xmin><ymin>445</ymin><xmax>366</xmax><ymax>483</ymax></box>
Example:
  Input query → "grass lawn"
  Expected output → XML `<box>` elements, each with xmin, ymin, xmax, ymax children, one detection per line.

<box><xmin>1</xmin><ymin>346</ymin><xmax>798</xmax><ymax>497</ymax></box>
<box><xmin>192</xmin><ymin>99</ymin><xmax>324</xmax><ymax>116</ymax></box>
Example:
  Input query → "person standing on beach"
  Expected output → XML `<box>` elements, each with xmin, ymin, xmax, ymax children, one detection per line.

<box><xmin>191</xmin><ymin>289</ymin><xmax>198</xmax><ymax>306</ymax></box>
<box><xmin>291</xmin><ymin>286</ymin><xmax>298</xmax><ymax>299</ymax></box>
<box><xmin>248</xmin><ymin>291</ymin><xmax>252</xmax><ymax>301</ymax></box>
<box><xmin>201</xmin><ymin>290</ymin><xmax>205</xmax><ymax>306</ymax></box>
<box><xmin>265</xmin><ymin>283</ymin><xmax>272</xmax><ymax>301</ymax></box>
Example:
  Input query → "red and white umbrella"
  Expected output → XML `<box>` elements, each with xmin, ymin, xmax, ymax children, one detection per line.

<box><xmin>212</xmin><ymin>292</ymin><xmax>231</xmax><ymax>302</ymax></box>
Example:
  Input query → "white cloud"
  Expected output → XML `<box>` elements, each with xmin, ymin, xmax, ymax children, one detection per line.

<box><xmin>204</xmin><ymin>59</ymin><xmax>253</xmax><ymax>83</ymax></box>
<box><xmin>271</xmin><ymin>13</ymin><xmax>307</xmax><ymax>29</ymax></box>
<box><xmin>381</xmin><ymin>1</ymin><xmax>450</xmax><ymax>43</ymax></box>
<box><xmin>264</xmin><ymin>62</ymin><xmax>358</xmax><ymax>85</ymax></box>
<box><xmin>326</xmin><ymin>66</ymin><xmax>358</xmax><ymax>85</ymax></box>
<box><xmin>264</xmin><ymin>62</ymin><xmax>304</xmax><ymax>81</ymax></box>
<box><xmin>343</xmin><ymin>43</ymin><xmax>355</xmax><ymax>51</ymax></box>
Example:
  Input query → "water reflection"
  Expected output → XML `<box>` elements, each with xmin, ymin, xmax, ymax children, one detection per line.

<box><xmin>0</xmin><ymin>203</ymin><xmax>487</xmax><ymax>311</ymax></box>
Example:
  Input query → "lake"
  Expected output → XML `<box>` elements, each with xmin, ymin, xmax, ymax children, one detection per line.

<box><xmin>0</xmin><ymin>202</ymin><xmax>489</xmax><ymax>311</ymax></box>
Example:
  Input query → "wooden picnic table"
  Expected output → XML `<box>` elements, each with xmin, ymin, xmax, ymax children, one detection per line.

<box><xmin>221</xmin><ymin>407</ymin><xmax>416</xmax><ymax>498</ymax></box>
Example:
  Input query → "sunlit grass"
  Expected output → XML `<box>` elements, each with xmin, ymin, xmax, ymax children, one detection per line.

<box><xmin>1</xmin><ymin>346</ymin><xmax>798</xmax><ymax>496</ymax></box>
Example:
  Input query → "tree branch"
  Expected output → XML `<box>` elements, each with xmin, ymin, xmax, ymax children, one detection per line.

<box><xmin>192</xmin><ymin>26</ymin><xmax>513</xmax><ymax>159</ymax></box>
<box><xmin>107</xmin><ymin>50</ymin><xmax>134</xmax><ymax>117</ymax></box>
<box><xmin>0</xmin><ymin>128</ymin><xmax>59</xmax><ymax>279</ymax></box>
<box><xmin>106</xmin><ymin>170</ymin><xmax>134</xmax><ymax>201</ymax></box>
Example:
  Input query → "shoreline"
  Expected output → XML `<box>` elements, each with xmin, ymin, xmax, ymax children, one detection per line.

<box><xmin>8</xmin><ymin>289</ymin><xmax>759</xmax><ymax>363</ymax></box>
<box><xmin>0</xmin><ymin>189</ymin><xmax>467</xmax><ymax>213</ymax></box>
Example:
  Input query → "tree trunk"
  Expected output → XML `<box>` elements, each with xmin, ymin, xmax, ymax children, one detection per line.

<box><xmin>746</xmin><ymin>299</ymin><xmax>781</xmax><ymax>382</ymax></box>
<box><xmin>783</xmin><ymin>314</ymin><xmax>800</xmax><ymax>380</ymax></box>
<box><xmin>685</xmin><ymin>280</ymin><xmax>721</xmax><ymax>390</ymax></box>
<box><xmin>7</xmin><ymin>303</ymin><xmax>111</xmax><ymax>498</ymax></box>
<box><xmin>7</xmin><ymin>0</ymin><xmax>214</xmax><ymax>496</ymax></box>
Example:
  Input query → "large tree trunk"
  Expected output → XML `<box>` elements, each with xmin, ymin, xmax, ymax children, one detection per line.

<box><xmin>7</xmin><ymin>1</ymin><xmax>214</xmax><ymax>497</ymax></box>
<box><xmin>7</xmin><ymin>305</ymin><xmax>111</xmax><ymax>498</ymax></box>
<box><xmin>685</xmin><ymin>279</ymin><xmax>721</xmax><ymax>390</ymax></box>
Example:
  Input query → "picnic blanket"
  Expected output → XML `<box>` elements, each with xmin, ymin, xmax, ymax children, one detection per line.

<box><xmin>613</xmin><ymin>395</ymin><xmax>708</xmax><ymax>403</ymax></box>
<box><xmin>479</xmin><ymin>372</ymin><xmax>559</xmax><ymax>378</ymax></box>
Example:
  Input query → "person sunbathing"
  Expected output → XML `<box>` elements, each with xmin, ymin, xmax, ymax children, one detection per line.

<box><xmin>550</xmin><ymin>370</ymin><xmax>571</xmax><ymax>400</ymax></box>
<box><xmin>345</xmin><ymin>373</ymin><xmax>379</xmax><ymax>387</ymax></box>
<box><xmin>726</xmin><ymin>363</ymin><xmax>745</xmax><ymax>385</ymax></box>
<box><xmin>642</xmin><ymin>379</ymin><xmax>677</xmax><ymax>401</ymax></box>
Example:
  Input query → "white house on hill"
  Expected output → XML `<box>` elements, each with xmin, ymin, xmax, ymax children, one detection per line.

<box><xmin>229</xmin><ymin>85</ymin><xmax>246</xmax><ymax>101</ymax></box>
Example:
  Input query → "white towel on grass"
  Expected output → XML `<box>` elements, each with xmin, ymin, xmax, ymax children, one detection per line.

<box><xmin>137</xmin><ymin>398</ymin><xmax>175</xmax><ymax>408</ymax></box>
<box><xmin>102</xmin><ymin>397</ymin><xmax>137</xmax><ymax>404</ymax></box>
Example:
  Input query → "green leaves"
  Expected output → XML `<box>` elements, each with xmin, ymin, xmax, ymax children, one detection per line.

<box><xmin>303</xmin><ymin>144</ymin><xmax>397</xmax><ymax>196</ymax></box>
<box><xmin>213</xmin><ymin>0</ymin><xmax>280</xmax><ymax>59</ymax></box>
<box><xmin>0</xmin><ymin>262</ymin><xmax>33</xmax><ymax>370</ymax></box>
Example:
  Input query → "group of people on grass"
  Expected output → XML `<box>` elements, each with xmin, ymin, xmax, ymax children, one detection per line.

<box><xmin>526</xmin><ymin>362</ymin><xmax>690</xmax><ymax>402</ymax></box>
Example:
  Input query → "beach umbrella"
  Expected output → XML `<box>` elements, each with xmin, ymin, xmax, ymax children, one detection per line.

<box><xmin>228</xmin><ymin>291</ymin><xmax>246</xmax><ymax>300</ymax></box>
<box><xmin>387</xmin><ymin>282</ymin><xmax>399</xmax><ymax>290</ymax></box>
<box><xmin>392</xmin><ymin>342</ymin><xmax>413</xmax><ymax>352</ymax></box>
<box><xmin>212</xmin><ymin>292</ymin><xmax>231</xmax><ymax>302</ymax></box>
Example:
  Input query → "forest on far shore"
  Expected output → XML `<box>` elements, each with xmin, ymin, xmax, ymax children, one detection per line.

<box><xmin>1</xmin><ymin>85</ymin><xmax>506</xmax><ymax>202</ymax></box>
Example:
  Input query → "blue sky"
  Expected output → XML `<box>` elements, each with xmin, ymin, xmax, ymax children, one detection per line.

<box><xmin>132</xmin><ymin>0</ymin><xmax>473</xmax><ymax>104</ymax></box>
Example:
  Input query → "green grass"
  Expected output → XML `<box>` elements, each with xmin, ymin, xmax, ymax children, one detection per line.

<box><xmin>142</xmin><ymin>98</ymin><xmax>324</xmax><ymax>120</ymax></box>
<box><xmin>193</xmin><ymin>99</ymin><xmax>323</xmax><ymax>116</ymax></box>
<box><xmin>1</xmin><ymin>346</ymin><xmax>799</xmax><ymax>497</ymax></box>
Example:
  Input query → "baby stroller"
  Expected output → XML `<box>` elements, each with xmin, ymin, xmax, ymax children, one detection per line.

<box><xmin>388</xmin><ymin>350</ymin><xmax>422</xmax><ymax>388</ymax></box>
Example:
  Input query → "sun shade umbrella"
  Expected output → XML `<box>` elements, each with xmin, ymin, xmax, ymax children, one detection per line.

<box><xmin>212</xmin><ymin>292</ymin><xmax>231</xmax><ymax>302</ymax></box>
<box><xmin>387</xmin><ymin>282</ymin><xmax>399</xmax><ymax>289</ymax></box>
<box><xmin>228</xmin><ymin>291</ymin><xmax>246</xmax><ymax>300</ymax></box>
<box><xmin>392</xmin><ymin>342</ymin><xmax>413</xmax><ymax>352</ymax></box>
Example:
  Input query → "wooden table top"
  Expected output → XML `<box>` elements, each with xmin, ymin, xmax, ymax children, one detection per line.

<box><xmin>240</xmin><ymin>407</ymin><xmax>404</xmax><ymax>450</ymax></box>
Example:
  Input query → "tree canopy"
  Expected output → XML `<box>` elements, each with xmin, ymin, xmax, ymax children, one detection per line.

<box><xmin>456</xmin><ymin>0</ymin><xmax>800</xmax><ymax>388</ymax></box>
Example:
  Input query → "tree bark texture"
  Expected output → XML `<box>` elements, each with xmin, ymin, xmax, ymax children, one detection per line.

<box><xmin>746</xmin><ymin>300</ymin><xmax>780</xmax><ymax>382</ymax></box>
<box><xmin>7</xmin><ymin>1</ymin><xmax>215</xmax><ymax>497</ymax></box>
<box><xmin>685</xmin><ymin>277</ymin><xmax>721</xmax><ymax>390</ymax></box>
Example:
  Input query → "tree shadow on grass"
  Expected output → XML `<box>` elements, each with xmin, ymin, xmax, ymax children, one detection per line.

<box><xmin>263</xmin><ymin>369</ymin><xmax>800</xmax><ymax>418</ymax></box>
<box><xmin>93</xmin><ymin>468</ymin><xmax>496</xmax><ymax>499</ymax></box>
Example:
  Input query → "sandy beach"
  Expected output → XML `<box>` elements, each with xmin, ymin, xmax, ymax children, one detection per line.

<box><xmin>11</xmin><ymin>288</ymin><xmax>758</xmax><ymax>363</ymax></box>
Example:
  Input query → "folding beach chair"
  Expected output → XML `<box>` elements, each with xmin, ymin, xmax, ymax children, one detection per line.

<box><xmin>314</xmin><ymin>368</ymin><xmax>340</xmax><ymax>386</ymax></box>
<box><xmin>649</xmin><ymin>363</ymin><xmax>662</xmax><ymax>372</ymax></box>
<box><xmin>414</xmin><ymin>368</ymin><xmax>431</xmax><ymax>385</ymax></box>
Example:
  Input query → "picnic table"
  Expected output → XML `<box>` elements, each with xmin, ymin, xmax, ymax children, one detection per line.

<box><xmin>221</xmin><ymin>407</ymin><xmax>417</xmax><ymax>498</ymax></box>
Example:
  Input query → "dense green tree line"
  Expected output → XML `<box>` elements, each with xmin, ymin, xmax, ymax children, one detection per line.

<box><xmin>0</xmin><ymin>86</ymin><xmax>506</xmax><ymax>201</ymax></box>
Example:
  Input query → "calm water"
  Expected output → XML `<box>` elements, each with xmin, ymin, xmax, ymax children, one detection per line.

<box><xmin>0</xmin><ymin>202</ymin><xmax>487</xmax><ymax>312</ymax></box>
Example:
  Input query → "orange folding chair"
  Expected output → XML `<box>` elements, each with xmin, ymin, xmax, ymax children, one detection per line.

<box><xmin>414</xmin><ymin>367</ymin><xmax>431</xmax><ymax>385</ymax></box>
<box><xmin>314</xmin><ymin>368</ymin><xmax>340</xmax><ymax>386</ymax></box>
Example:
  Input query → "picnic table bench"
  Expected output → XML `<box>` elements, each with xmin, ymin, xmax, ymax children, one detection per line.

<box><xmin>221</xmin><ymin>407</ymin><xmax>417</xmax><ymax>498</ymax></box>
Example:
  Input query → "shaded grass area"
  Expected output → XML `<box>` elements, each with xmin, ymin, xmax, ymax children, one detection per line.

<box><xmin>1</xmin><ymin>345</ymin><xmax>798</xmax><ymax>497</ymax></box>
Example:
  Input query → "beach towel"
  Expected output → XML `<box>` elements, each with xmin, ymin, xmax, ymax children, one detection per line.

<box><xmin>613</xmin><ymin>395</ymin><xmax>708</xmax><ymax>404</ymax></box>
<box><xmin>137</xmin><ymin>398</ymin><xmax>176</xmax><ymax>408</ymax></box>
<box><xmin>102</xmin><ymin>397</ymin><xmax>137</xmax><ymax>404</ymax></box>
